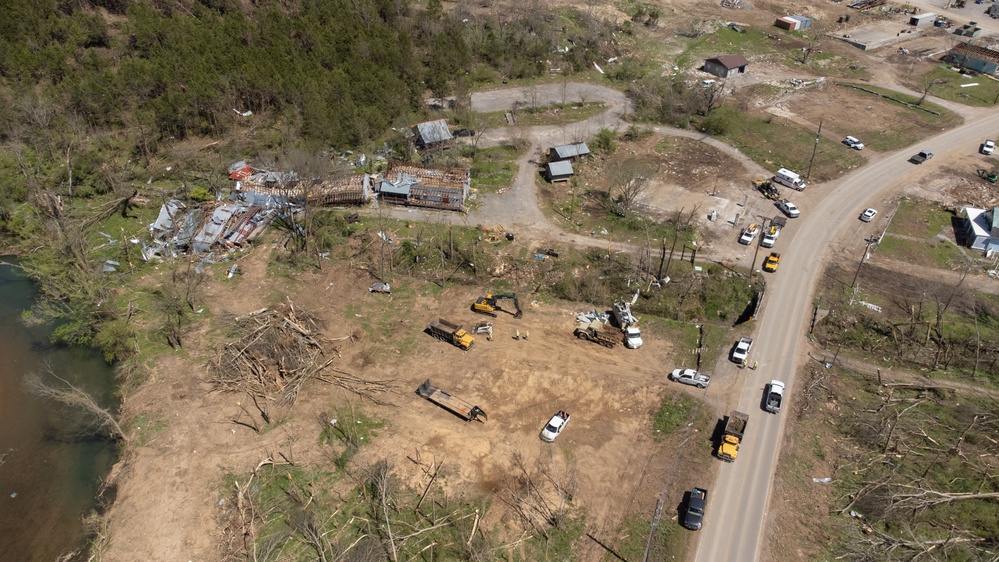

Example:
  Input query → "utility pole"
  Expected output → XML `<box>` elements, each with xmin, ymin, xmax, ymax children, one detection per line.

<box><xmin>806</xmin><ymin>119</ymin><xmax>822</xmax><ymax>179</ymax></box>
<box><xmin>851</xmin><ymin>236</ymin><xmax>878</xmax><ymax>289</ymax></box>
<box><xmin>750</xmin><ymin>216</ymin><xmax>768</xmax><ymax>274</ymax></box>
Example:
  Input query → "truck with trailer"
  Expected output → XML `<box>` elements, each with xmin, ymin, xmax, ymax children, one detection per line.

<box><xmin>717</xmin><ymin>411</ymin><xmax>749</xmax><ymax>462</ymax></box>
<box><xmin>761</xmin><ymin>216</ymin><xmax>786</xmax><ymax>248</ymax></box>
<box><xmin>425</xmin><ymin>318</ymin><xmax>475</xmax><ymax>350</ymax></box>
<box><xmin>416</xmin><ymin>379</ymin><xmax>487</xmax><ymax>422</ymax></box>
<box><xmin>771</xmin><ymin>168</ymin><xmax>806</xmax><ymax>191</ymax></box>
<box><xmin>574</xmin><ymin>320</ymin><xmax>619</xmax><ymax>348</ymax></box>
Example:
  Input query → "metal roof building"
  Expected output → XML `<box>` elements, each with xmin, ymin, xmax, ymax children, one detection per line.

<box><xmin>546</xmin><ymin>161</ymin><xmax>574</xmax><ymax>183</ymax></box>
<box><xmin>550</xmin><ymin>142</ymin><xmax>591</xmax><ymax>161</ymax></box>
<box><xmin>412</xmin><ymin>119</ymin><xmax>453</xmax><ymax>149</ymax></box>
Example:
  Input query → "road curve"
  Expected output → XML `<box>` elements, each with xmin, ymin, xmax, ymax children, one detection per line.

<box><xmin>692</xmin><ymin>105</ymin><xmax>999</xmax><ymax>561</ymax></box>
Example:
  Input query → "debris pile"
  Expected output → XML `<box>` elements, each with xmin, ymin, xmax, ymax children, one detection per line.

<box><xmin>209</xmin><ymin>301</ymin><xmax>392</xmax><ymax>411</ymax></box>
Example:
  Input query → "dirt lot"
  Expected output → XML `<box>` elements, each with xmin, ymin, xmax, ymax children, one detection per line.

<box><xmin>105</xmin><ymin>242</ymin><xmax>726</xmax><ymax>560</ymax></box>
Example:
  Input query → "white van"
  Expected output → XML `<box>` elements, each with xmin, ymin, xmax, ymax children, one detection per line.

<box><xmin>772</xmin><ymin>168</ymin><xmax>806</xmax><ymax>191</ymax></box>
<box><xmin>843</xmin><ymin>136</ymin><xmax>865</xmax><ymax>150</ymax></box>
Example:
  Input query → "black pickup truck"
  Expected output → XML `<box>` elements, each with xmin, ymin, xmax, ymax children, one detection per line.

<box><xmin>685</xmin><ymin>487</ymin><xmax>708</xmax><ymax>530</ymax></box>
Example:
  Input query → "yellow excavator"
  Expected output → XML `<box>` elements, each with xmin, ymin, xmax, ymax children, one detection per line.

<box><xmin>472</xmin><ymin>293</ymin><xmax>523</xmax><ymax>318</ymax></box>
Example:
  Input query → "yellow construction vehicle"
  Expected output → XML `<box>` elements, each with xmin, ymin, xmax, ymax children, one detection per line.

<box><xmin>472</xmin><ymin>293</ymin><xmax>523</xmax><ymax>318</ymax></box>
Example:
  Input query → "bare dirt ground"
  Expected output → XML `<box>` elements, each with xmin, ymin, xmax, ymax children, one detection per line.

<box><xmin>104</xmin><ymin>238</ymin><xmax>723</xmax><ymax>560</ymax></box>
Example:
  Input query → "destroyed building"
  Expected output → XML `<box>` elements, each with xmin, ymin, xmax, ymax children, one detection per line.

<box><xmin>377</xmin><ymin>161</ymin><xmax>470</xmax><ymax>212</ymax></box>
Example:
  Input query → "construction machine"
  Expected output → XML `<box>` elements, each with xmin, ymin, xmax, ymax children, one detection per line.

<box><xmin>472</xmin><ymin>293</ymin><xmax>523</xmax><ymax>318</ymax></box>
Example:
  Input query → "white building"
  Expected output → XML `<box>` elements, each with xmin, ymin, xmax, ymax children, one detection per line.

<box><xmin>956</xmin><ymin>206</ymin><xmax>999</xmax><ymax>256</ymax></box>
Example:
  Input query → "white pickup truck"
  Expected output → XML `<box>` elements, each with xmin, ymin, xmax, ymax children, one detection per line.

<box><xmin>731</xmin><ymin>337</ymin><xmax>753</xmax><ymax>363</ymax></box>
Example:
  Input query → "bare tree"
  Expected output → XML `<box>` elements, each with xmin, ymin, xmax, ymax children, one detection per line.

<box><xmin>23</xmin><ymin>366</ymin><xmax>128</xmax><ymax>442</ymax></box>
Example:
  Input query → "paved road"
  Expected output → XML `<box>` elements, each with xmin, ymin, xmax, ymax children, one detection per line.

<box><xmin>692</xmin><ymin>103</ymin><xmax>999</xmax><ymax>562</ymax></box>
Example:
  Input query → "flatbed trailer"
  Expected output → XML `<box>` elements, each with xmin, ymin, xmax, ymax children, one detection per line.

<box><xmin>416</xmin><ymin>379</ymin><xmax>487</xmax><ymax>422</ymax></box>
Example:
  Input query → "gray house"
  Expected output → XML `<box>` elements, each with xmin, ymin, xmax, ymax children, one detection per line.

<box><xmin>412</xmin><ymin>119</ymin><xmax>453</xmax><ymax>150</ymax></box>
<box><xmin>549</xmin><ymin>142</ymin><xmax>590</xmax><ymax>162</ymax></box>
<box><xmin>944</xmin><ymin>42</ymin><xmax>999</xmax><ymax>76</ymax></box>
<box><xmin>546</xmin><ymin>161</ymin><xmax>574</xmax><ymax>183</ymax></box>
<box><xmin>956</xmin><ymin>206</ymin><xmax>999</xmax><ymax>256</ymax></box>
<box><xmin>703</xmin><ymin>55</ymin><xmax>750</xmax><ymax>78</ymax></box>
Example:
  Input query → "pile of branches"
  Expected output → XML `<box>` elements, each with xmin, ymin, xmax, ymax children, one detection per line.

<box><xmin>210</xmin><ymin>301</ymin><xmax>393</xmax><ymax>415</ymax></box>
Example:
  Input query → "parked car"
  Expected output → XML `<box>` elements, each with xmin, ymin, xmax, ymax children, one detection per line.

<box><xmin>731</xmin><ymin>337</ymin><xmax>753</xmax><ymax>363</ymax></box>
<box><xmin>860</xmin><ymin>208</ymin><xmax>878</xmax><ymax>222</ymax></box>
<box><xmin>910</xmin><ymin>150</ymin><xmax>934</xmax><ymax>164</ymax></box>
<box><xmin>540</xmin><ymin>411</ymin><xmax>570</xmax><ymax>442</ymax></box>
<box><xmin>982</xmin><ymin>140</ymin><xmax>996</xmax><ymax>155</ymax></box>
<box><xmin>777</xmin><ymin>199</ymin><xmax>800</xmax><ymax>218</ymax></box>
<box><xmin>454</xmin><ymin>128</ymin><xmax>476</xmax><ymax>138</ymax></box>
<box><xmin>843</xmin><ymin>136</ymin><xmax>865</xmax><ymax>150</ymax></box>
<box><xmin>669</xmin><ymin>368</ymin><xmax>711</xmax><ymax>389</ymax></box>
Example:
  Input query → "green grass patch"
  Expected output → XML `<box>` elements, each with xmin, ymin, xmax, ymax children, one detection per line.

<box><xmin>653</xmin><ymin>395</ymin><xmax>697</xmax><ymax>437</ymax></box>
<box><xmin>709</xmin><ymin>107</ymin><xmax>866</xmax><ymax>183</ymax></box>
<box><xmin>473</xmin><ymin>101</ymin><xmax>607</xmax><ymax>129</ymax></box>
<box><xmin>875</xmin><ymin>235</ymin><xmax>968</xmax><ymax>270</ymax></box>
<box><xmin>468</xmin><ymin>144</ymin><xmax>522</xmax><ymax>191</ymax></box>
<box><xmin>920</xmin><ymin>64</ymin><xmax>999</xmax><ymax>108</ymax></box>
<box><xmin>675</xmin><ymin>27</ymin><xmax>774</xmax><ymax>70</ymax></box>
<box><xmin>885</xmin><ymin>198</ymin><xmax>954</xmax><ymax>239</ymax></box>
<box><xmin>607</xmin><ymin>512</ymin><xmax>687</xmax><ymax>562</ymax></box>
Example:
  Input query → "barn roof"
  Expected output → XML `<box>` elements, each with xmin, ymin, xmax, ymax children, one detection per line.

<box><xmin>547</xmin><ymin>161</ymin><xmax>574</xmax><ymax>176</ymax></box>
<box><xmin>952</xmin><ymin>42</ymin><xmax>999</xmax><ymax>64</ymax></box>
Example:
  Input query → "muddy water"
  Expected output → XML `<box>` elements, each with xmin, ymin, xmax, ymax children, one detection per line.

<box><xmin>0</xmin><ymin>263</ymin><xmax>117</xmax><ymax>561</ymax></box>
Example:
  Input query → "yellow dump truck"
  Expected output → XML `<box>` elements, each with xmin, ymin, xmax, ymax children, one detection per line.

<box><xmin>426</xmin><ymin>318</ymin><xmax>475</xmax><ymax>350</ymax></box>
<box><xmin>717</xmin><ymin>411</ymin><xmax>749</xmax><ymax>462</ymax></box>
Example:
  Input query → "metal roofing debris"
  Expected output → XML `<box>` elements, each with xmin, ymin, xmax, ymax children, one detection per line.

<box><xmin>547</xmin><ymin>161</ymin><xmax>574</xmax><ymax>177</ymax></box>
<box><xmin>413</xmin><ymin>119</ymin><xmax>453</xmax><ymax>146</ymax></box>
<box><xmin>576</xmin><ymin>310</ymin><xmax>610</xmax><ymax>324</ymax></box>
<box><xmin>552</xmin><ymin>142</ymin><xmax>590</xmax><ymax>160</ymax></box>
<box><xmin>193</xmin><ymin>205</ymin><xmax>236</xmax><ymax>253</ymax></box>
<box><xmin>152</xmin><ymin>200</ymin><xmax>184</xmax><ymax>232</ymax></box>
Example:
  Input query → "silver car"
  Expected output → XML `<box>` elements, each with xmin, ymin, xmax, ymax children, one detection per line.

<box><xmin>669</xmin><ymin>368</ymin><xmax>711</xmax><ymax>389</ymax></box>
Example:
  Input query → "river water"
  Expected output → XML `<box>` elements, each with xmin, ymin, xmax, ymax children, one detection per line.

<box><xmin>0</xmin><ymin>262</ymin><xmax>118</xmax><ymax>561</ymax></box>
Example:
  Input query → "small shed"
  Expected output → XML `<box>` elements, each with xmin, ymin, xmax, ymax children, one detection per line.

<box><xmin>549</xmin><ymin>142</ymin><xmax>591</xmax><ymax>162</ymax></box>
<box><xmin>944</xmin><ymin>42</ymin><xmax>999</xmax><ymax>75</ymax></box>
<box><xmin>703</xmin><ymin>55</ymin><xmax>750</xmax><ymax>78</ymax></box>
<box><xmin>774</xmin><ymin>17</ymin><xmax>800</xmax><ymax>31</ymax></box>
<box><xmin>546</xmin><ymin>161</ymin><xmax>574</xmax><ymax>183</ymax></box>
<box><xmin>909</xmin><ymin>13</ymin><xmax>936</xmax><ymax>27</ymax></box>
<box><xmin>412</xmin><ymin>119</ymin><xmax>453</xmax><ymax>150</ymax></box>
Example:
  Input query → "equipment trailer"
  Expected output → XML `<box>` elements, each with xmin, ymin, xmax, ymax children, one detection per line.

<box><xmin>416</xmin><ymin>380</ymin><xmax>487</xmax><ymax>422</ymax></box>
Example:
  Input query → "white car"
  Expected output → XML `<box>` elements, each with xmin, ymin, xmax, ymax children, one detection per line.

<box><xmin>843</xmin><ymin>136</ymin><xmax>865</xmax><ymax>150</ymax></box>
<box><xmin>669</xmin><ymin>369</ymin><xmax>711</xmax><ymax>389</ymax></box>
<box><xmin>982</xmin><ymin>140</ymin><xmax>996</xmax><ymax>155</ymax></box>
<box><xmin>540</xmin><ymin>411</ymin><xmax>570</xmax><ymax>442</ymax></box>
<box><xmin>860</xmin><ymin>208</ymin><xmax>878</xmax><ymax>222</ymax></box>
<box><xmin>777</xmin><ymin>199</ymin><xmax>800</xmax><ymax>218</ymax></box>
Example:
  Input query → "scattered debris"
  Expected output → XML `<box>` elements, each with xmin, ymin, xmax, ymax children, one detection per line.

<box><xmin>368</xmin><ymin>283</ymin><xmax>391</xmax><ymax>294</ymax></box>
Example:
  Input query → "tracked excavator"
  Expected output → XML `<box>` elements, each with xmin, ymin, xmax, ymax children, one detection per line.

<box><xmin>472</xmin><ymin>293</ymin><xmax>523</xmax><ymax>318</ymax></box>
